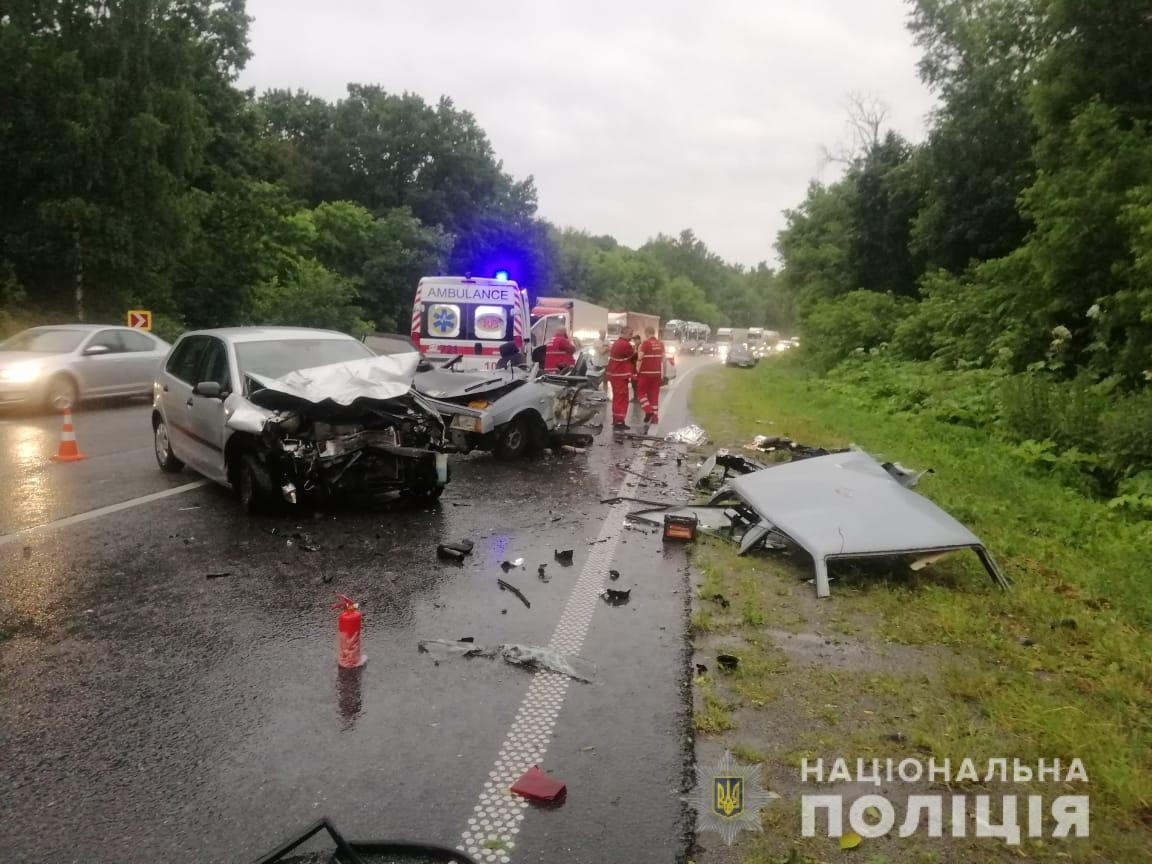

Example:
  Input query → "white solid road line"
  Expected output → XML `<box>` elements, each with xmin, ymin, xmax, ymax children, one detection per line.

<box><xmin>0</xmin><ymin>480</ymin><xmax>209</xmax><ymax>548</ymax></box>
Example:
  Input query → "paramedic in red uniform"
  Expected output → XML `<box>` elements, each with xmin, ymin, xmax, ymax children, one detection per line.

<box><xmin>543</xmin><ymin>327</ymin><xmax>577</xmax><ymax>371</ymax></box>
<box><xmin>636</xmin><ymin>326</ymin><xmax>665</xmax><ymax>424</ymax></box>
<box><xmin>606</xmin><ymin>329</ymin><xmax>636</xmax><ymax>429</ymax></box>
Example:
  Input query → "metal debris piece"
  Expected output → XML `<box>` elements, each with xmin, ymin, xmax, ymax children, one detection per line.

<box><xmin>664</xmin><ymin>424</ymin><xmax>708</xmax><ymax>445</ymax></box>
<box><xmin>437</xmin><ymin>540</ymin><xmax>475</xmax><ymax>561</ymax></box>
<box><xmin>497</xmin><ymin>578</ymin><xmax>531</xmax><ymax>608</ymax></box>
<box><xmin>600</xmin><ymin>588</ymin><xmax>631</xmax><ymax>606</ymax></box>
<box><xmin>416</xmin><ymin>639</ymin><xmax>596</xmax><ymax>683</ymax></box>
<box><xmin>554</xmin><ymin>549</ymin><xmax>574</xmax><ymax>565</ymax></box>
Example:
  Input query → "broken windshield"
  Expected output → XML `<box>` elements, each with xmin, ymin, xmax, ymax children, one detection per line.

<box><xmin>235</xmin><ymin>338</ymin><xmax>374</xmax><ymax>379</ymax></box>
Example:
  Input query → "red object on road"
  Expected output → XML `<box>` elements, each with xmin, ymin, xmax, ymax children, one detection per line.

<box><xmin>510</xmin><ymin>765</ymin><xmax>567</xmax><ymax>803</ymax></box>
<box><xmin>51</xmin><ymin>407</ymin><xmax>88</xmax><ymax>463</ymax></box>
<box><xmin>332</xmin><ymin>594</ymin><xmax>365</xmax><ymax>669</ymax></box>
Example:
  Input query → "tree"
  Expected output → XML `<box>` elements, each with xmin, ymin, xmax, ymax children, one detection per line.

<box><xmin>0</xmin><ymin>0</ymin><xmax>252</xmax><ymax>320</ymax></box>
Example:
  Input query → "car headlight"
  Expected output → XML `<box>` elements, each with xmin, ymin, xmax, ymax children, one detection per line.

<box><xmin>0</xmin><ymin>361</ymin><xmax>43</xmax><ymax>383</ymax></box>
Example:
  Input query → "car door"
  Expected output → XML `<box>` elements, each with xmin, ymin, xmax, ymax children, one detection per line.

<box><xmin>116</xmin><ymin>329</ymin><xmax>164</xmax><ymax>395</ymax></box>
<box><xmin>75</xmin><ymin>329</ymin><xmax>128</xmax><ymax>397</ymax></box>
<box><xmin>159</xmin><ymin>335</ymin><xmax>209</xmax><ymax>465</ymax></box>
<box><xmin>184</xmin><ymin>337</ymin><xmax>232</xmax><ymax>483</ymax></box>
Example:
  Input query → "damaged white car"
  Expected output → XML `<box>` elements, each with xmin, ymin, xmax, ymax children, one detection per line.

<box><xmin>152</xmin><ymin>328</ymin><xmax>449</xmax><ymax>512</ymax></box>
<box><xmin>413</xmin><ymin>355</ymin><xmax>606</xmax><ymax>459</ymax></box>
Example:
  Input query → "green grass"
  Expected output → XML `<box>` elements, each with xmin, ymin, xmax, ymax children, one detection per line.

<box><xmin>688</xmin><ymin>357</ymin><xmax>1152</xmax><ymax>861</ymax></box>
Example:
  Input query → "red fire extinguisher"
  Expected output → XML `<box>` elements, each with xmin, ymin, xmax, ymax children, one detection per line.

<box><xmin>332</xmin><ymin>594</ymin><xmax>365</xmax><ymax>669</ymax></box>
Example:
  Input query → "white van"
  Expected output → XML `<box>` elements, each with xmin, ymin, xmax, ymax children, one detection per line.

<box><xmin>410</xmin><ymin>276</ymin><xmax>531</xmax><ymax>372</ymax></box>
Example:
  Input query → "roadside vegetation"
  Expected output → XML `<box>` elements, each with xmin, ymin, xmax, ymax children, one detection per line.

<box><xmin>687</xmin><ymin>359</ymin><xmax>1151</xmax><ymax>863</ymax></box>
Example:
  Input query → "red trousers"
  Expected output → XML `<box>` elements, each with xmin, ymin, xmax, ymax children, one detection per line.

<box><xmin>609</xmin><ymin>375</ymin><xmax>632</xmax><ymax>422</ymax></box>
<box><xmin>637</xmin><ymin>374</ymin><xmax>661</xmax><ymax>420</ymax></box>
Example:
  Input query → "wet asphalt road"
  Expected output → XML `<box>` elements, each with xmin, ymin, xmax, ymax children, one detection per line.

<box><xmin>0</xmin><ymin>358</ymin><xmax>714</xmax><ymax>864</ymax></box>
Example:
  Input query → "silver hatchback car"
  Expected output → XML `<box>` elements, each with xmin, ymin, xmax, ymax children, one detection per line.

<box><xmin>0</xmin><ymin>324</ymin><xmax>170</xmax><ymax>409</ymax></box>
<box><xmin>152</xmin><ymin>327</ymin><xmax>449</xmax><ymax>511</ymax></box>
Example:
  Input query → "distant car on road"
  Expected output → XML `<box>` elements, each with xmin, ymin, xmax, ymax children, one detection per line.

<box><xmin>725</xmin><ymin>344</ymin><xmax>759</xmax><ymax>368</ymax></box>
<box><xmin>152</xmin><ymin>326</ymin><xmax>448</xmax><ymax>512</ymax></box>
<box><xmin>0</xmin><ymin>324</ymin><xmax>170</xmax><ymax>410</ymax></box>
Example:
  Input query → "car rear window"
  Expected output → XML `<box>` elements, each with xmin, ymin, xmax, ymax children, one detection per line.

<box><xmin>1</xmin><ymin>329</ymin><xmax>87</xmax><ymax>353</ymax></box>
<box><xmin>235</xmin><ymin>338</ymin><xmax>373</xmax><ymax>379</ymax></box>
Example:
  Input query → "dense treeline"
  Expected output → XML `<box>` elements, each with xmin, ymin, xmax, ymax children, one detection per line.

<box><xmin>0</xmin><ymin>0</ymin><xmax>789</xmax><ymax>339</ymax></box>
<box><xmin>777</xmin><ymin>0</ymin><xmax>1152</xmax><ymax>496</ymax></box>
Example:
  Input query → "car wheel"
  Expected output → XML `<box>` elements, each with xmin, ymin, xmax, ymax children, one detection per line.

<box><xmin>236</xmin><ymin>452</ymin><xmax>274</xmax><ymax>515</ymax></box>
<box><xmin>43</xmin><ymin>374</ymin><xmax>78</xmax><ymax>411</ymax></box>
<box><xmin>496</xmin><ymin>415</ymin><xmax>531</xmax><ymax>461</ymax></box>
<box><xmin>154</xmin><ymin>418</ymin><xmax>184</xmax><ymax>473</ymax></box>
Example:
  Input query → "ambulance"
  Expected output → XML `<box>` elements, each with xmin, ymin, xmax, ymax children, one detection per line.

<box><xmin>410</xmin><ymin>274</ymin><xmax>531</xmax><ymax>372</ymax></box>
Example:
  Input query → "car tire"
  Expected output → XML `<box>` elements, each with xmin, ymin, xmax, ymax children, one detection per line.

<box><xmin>496</xmin><ymin>415</ymin><xmax>531</xmax><ymax>461</ymax></box>
<box><xmin>236</xmin><ymin>452</ymin><xmax>274</xmax><ymax>515</ymax></box>
<box><xmin>43</xmin><ymin>374</ymin><xmax>78</xmax><ymax>411</ymax></box>
<box><xmin>153</xmin><ymin>417</ymin><xmax>184</xmax><ymax>473</ymax></box>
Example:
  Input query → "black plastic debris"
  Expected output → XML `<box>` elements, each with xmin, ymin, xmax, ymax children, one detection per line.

<box><xmin>205</xmin><ymin>572</ymin><xmax>231</xmax><ymax>580</ymax></box>
<box><xmin>554</xmin><ymin>549</ymin><xmax>574</xmax><ymax>565</ymax></box>
<box><xmin>717</xmin><ymin>653</ymin><xmax>739</xmax><ymax>672</ymax></box>
<box><xmin>537</xmin><ymin>564</ymin><xmax>550</xmax><ymax>582</ymax></box>
<box><xmin>500</xmin><ymin>558</ymin><xmax>524</xmax><ymax>572</ymax></box>
<box><xmin>695</xmin><ymin>663</ymin><xmax>708</xmax><ymax>676</ymax></box>
<box><xmin>437</xmin><ymin>540</ymin><xmax>475</xmax><ymax>561</ymax></box>
<box><xmin>600</xmin><ymin>588</ymin><xmax>631</xmax><ymax>606</ymax></box>
<box><xmin>498</xmin><ymin>578</ymin><xmax>531</xmax><ymax>608</ymax></box>
<box><xmin>609</xmin><ymin>569</ymin><xmax>620</xmax><ymax>581</ymax></box>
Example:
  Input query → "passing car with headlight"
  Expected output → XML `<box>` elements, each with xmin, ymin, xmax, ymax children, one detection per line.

<box><xmin>152</xmin><ymin>327</ymin><xmax>449</xmax><ymax>512</ymax></box>
<box><xmin>0</xmin><ymin>324</ymin><xmax>170</xmax><ymax>409</ymax></box>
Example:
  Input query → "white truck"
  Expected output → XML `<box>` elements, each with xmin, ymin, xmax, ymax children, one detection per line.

<box><xmin>530</xmin><ymin>297</ymin><xmax>610</xmax><ymax>365</ymax></box>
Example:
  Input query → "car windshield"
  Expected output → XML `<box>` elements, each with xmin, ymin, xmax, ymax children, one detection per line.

<box><xmin>235</xmin><ymin>338</ymin><xmax>373</xmax><ymax>379</ymax></box>
<box><xmin>0</xmin><ymin>328</ymin><xmax>87</xmax><ymax>353</ymax></box>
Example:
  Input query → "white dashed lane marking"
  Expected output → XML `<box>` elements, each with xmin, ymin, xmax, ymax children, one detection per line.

<box><xmin>459</xmin><ymin>454</ymin><xmax>648</xmax><ymax>863</ymax></box>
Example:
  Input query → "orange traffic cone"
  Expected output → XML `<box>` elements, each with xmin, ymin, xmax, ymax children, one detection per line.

<box><xmin>51</xmin><ymin>407</ymin><xmax>88</xmax><ymax>462</ymax></box>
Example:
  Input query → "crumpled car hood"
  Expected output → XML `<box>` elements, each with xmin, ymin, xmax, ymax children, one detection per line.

<box><xmin>413</xmin><ymin>367</ymin><xmax>517</xmax><ymax>400</ymax></box>
<box><xmin>248</xmin><ymin>353</ymin><xmax>420</xmax><ymax>411</ymax></box>
<box><xmin>723</xmin><ymin>450</ymin><xmax>1007</xmax><ymax>597</ymax></box>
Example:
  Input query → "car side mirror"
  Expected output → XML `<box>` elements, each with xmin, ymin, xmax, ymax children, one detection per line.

<box><xmin>83</xmin><ymin>344</ymin><xmax>111</xmax><ymax>356</ymax></box>
<box><xmin>193</xmin><ymin>381</ymin><xmax>223</xmax><ymax>398</ymax></box>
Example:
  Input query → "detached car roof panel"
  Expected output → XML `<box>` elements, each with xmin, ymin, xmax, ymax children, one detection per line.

<box><xmin>726</xmin><ymin>450</ymin><xmax>1006</xmax><ymax>597</ymax></box>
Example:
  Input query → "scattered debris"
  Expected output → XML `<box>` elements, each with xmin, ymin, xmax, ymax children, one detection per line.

<box><xmin>581</xmin><ymin>745</ymin><xmax>596</xmax><ymax>753</ymax></box>
<box><xmin>662</xmin><ymin>513</ymin><xmax>698</xmax><ymax>541</ymax></box>
<box><xmin>459</xmin><ymin>636</ymin><xmax>474</xmax><ymax>643</ymax></box>
<box><xmin>717</xmin><ymin>653</ymin><xmax>739</xmax><ymax>672</ymax></box>
<box><xmin>695</xmin><ymin>663</ymin><xmax>708</xmax><ymax>676</ymax></box>
<box><xmin>1019</xmin><ymin>636</ymin><xmax>1036</xmax><ymax>647</ymax></box>
<box><xmin>709</xmin><ymin>593</ymin><xmax>730</xmax><ymax>608</ymax></box>
<box><xmin>500</xmin><ymin>557</ymin><xmax>524</xmax><ymax>572</ymax></box>
<box><xmin>497</xmin><ymin>578</ymin><xmax>531</xmax><ymax>608</ymax></box>
<box><xmin>537</xmin><ymin>564</ymin><xmax>550</xmax><ymax>582</ymax></box>
<box><xmin>511</xmin><ymin>765</ymin><xmax>567</xmax><ymax>803</ymax></box>
<box><xmin>554</xmin><ymin>549</ymin><xmax>574</xmax><ymax>565</ymax></box>
<box><xmin>417</xmin><ymin>639</ymin><xmax>595</xmax><ymax>682</ymax></box>
<box><xmin>609</xmin><ymin>569</ymin><xmax>620</xmax><ymax>581</ymax></box>
<box><xmin>177</xmin><ymin>506</ymin><xmax>201</xmax><ymax>512</ymax></box>
<box><xmin>437</xmin><ymin>540</ymin><xmax>475</xmax><ymax>561</ymax></box>
<box><xmin>664</xmin><ymin>424</ymin><xmax>708</xmax><ymax>445</ymax></box>
<box><xmin>615</xmin><ymin>463</ymin><xmax>658</xmax><ymax>482</ymax></box>
<box><xmin>600</xmin><ymin>588</ymin><xmax>631</xmax><ymax>606</ymax></box>
<box><xmin>205</xmin><ymin>572</ymin><xmax>232</xmax><ymax>580</ymax></box>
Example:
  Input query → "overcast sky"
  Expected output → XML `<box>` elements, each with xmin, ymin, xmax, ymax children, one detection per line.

<box><xmin>239</xmin><ymin>1</ymin><xmax>937</xmax><ymax>267</ymax></box>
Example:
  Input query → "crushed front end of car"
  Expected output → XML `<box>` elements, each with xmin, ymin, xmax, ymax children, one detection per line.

<box><xmin>230</xmin><ymin>354</ymin><xmax>449</xmax><ymax>505</ymax></box>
